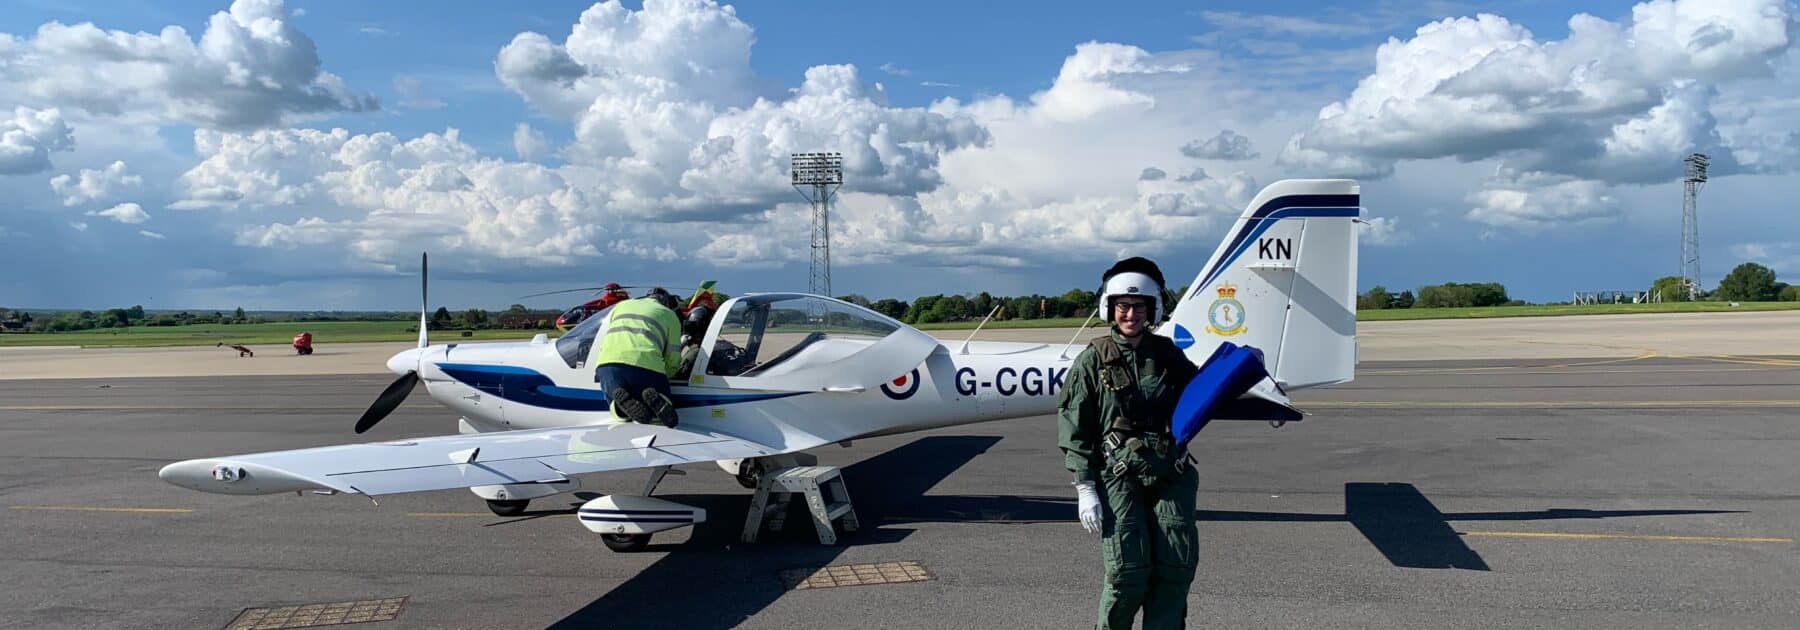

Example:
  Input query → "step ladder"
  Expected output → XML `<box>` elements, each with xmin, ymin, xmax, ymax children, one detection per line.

<box><xmin>741</xmin><ymin>465</ymin><xmax>859</xmax><ymax>545</ymax></box>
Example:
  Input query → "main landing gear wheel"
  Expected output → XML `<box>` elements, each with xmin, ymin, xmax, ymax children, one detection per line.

<box><xmin>735</xmin><ymin>459</ymin><xmax>764</xmax><ymax>489</ymax></box>
<box><xmin>486</xmin><ymin>499</ymin><xmax>529</xmax><ymax>516</ymax></box>
<box><xmin>601</xmin><ymin>533</ymin><xmax>651</xmax><ymax>552</ymax></box>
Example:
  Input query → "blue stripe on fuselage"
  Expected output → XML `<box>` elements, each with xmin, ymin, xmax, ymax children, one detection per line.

<box><xmin>435</xmin><ymin>362</ymin><xmax>806</xmax><ymax>411</ymax></box>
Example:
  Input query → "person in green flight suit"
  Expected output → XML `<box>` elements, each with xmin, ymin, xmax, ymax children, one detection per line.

<box><xmin>1058</xmin><ymin>257</ymin><xmax>1201</xmax><ymax>629</ymax></box>
<box><xmin>593</xmin><ymin>287</ymin><xmax>683</xmax><ymax>428</ymax></box>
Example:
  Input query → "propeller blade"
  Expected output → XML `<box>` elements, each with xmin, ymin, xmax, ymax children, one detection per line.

<box><xmin>355</xmin><ymin>371</ymin><xmax>419</xmax><ymax>434</ymax></box>
<box><xmin>516</xmin><ymin>287</ymin><xmax>612</xmax><ymax>300</ymax></box>
<box><xmin>515</xmin><ymin>285</ymin><xmax>701</xmax><ymax>300</ymax></box>
<box><xmin>417</xmin><ymin>252</ymin><xmax>429</xmax><ymax>349</ymax></box>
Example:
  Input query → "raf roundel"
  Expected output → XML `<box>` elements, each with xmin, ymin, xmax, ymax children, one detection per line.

<box><xmin>881</xmin><ymin>368</ymin><xmax>922</xmax><ymax>400</ymax></box>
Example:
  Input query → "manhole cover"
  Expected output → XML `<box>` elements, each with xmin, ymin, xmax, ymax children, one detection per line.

<box><xmin>224</xmin><ymin>596</ymin><xmax>408</xmax><ymax>629</ymax></box>
<box><xmin>779</xmin><ymin>561</ymin><xmax>933</xmax><ymax>590</ymax></box>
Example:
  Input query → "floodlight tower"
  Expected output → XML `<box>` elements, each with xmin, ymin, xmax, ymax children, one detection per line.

<box><xmin>791</xmin><ymin>152</ymin><xmax>843</xmax><ymax>298</ymax></box>
<box><xmin>1681</xmin><ymin>153</ymin><xmax>1707</xmax><ymax>300</ymax></box>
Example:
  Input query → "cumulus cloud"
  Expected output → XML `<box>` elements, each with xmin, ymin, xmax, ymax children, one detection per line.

<box><xmin>513</xmin><ymin>123</ymin><xmax>549</xmax><ymax>161</ymax></box>
<box><xmin>493</xmin><ymin>0</ymin><xmax>988</xmax><ymax>221</ymax></box>
<box><xmin>1135</xmin><ymin>167</ymin><xmax>1258</xmax><ymax>217</ymax></box>
<box><xmin>1465</xmin><ymin>170</ymin><xmax>1619</xmax><ymax>230</ymax></box>
<box><xmin>184</xmin><ymin>126</ymin><xmax>607</xmax><ymax>262</ymax></box>
<box><xmin>1028</xmin><ymin>42</ymin><xmax>1189</xmax><ymax>123</ymax></box>
<box><xmin>139</xmin><ymin>229</ymin><xmax>165</xmax><ymax>239</ymax></box>
<box><xmin>50</xmin><ymin>160</ymin><xmax>141</xmax><ymax>206</ymax></box>
<box><xmin>69</xmin><ymin>221</ymin><xmax>87</xmax><ymax>231</ymax></box>
<box><xmin>1280</xmin><ymin>0</ymin><xmax>1796</xmax><ymax>186</ymax></box>
<box><xmin>90</xmin><ymin>201</ymin><xmax>151</xmax><ymax>224</ymax></box>
<box><xmin>1139</xmin><ymin>167</ymin><xmax>1166</xmax><ymax>181</ymax></box>
<box><xmin>1180</xmin><ymin>129</ymin><xmax>1260</xmax><ymax>160</ymax></box>
<box><xmin>0</xmin><ymin>0</ymin><xmax>376</xmax><ymax>130</ymax></box>
<box><xmin>1358</xmin><ymin>216</ymin><xmax>1410</xmax><ymax>246</ymax></box>
<box><xmin>0</xmin><ymin>106</ymin><xmax>75</xmax><ymax>174</ymax></box>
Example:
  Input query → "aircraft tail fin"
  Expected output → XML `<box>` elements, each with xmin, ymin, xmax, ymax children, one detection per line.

<box><xmin>1162</xmin><ymin>179</ymin><xmax>1360</xmax><ymax>390</ymax></box>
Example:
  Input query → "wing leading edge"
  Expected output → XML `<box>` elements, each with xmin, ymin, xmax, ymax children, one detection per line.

<box><xmin>160</xmin><ymin>423</ymin><xmax>785</xmax><ymax>496</ymax></box>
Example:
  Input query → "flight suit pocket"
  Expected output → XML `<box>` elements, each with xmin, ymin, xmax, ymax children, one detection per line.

<box><xmin>1153</xmin><ymin>467</ymin><xmax>1199</xmax><ymax>573</ymax></box>
<box><xmin>1101</xmin><ymin>474</ymin><xmax>1149</xmax><ymax>584</ymax></box>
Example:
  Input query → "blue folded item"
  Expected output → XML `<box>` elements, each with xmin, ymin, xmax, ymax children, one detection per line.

<box><xmin>1170</xmin><ymin>342</ymin><xmax>1273</xmax><ymax>449</ymax></box>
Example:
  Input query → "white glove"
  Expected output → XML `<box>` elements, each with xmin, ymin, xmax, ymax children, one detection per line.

<box><xmin>1075</xmin><ymin>480</ymin><xmax>1102</xmax><ymax>537</ymax></box>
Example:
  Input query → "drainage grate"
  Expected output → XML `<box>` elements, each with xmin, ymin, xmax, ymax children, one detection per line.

<box><xmin>779</xmin><ymin>560</ymin><xmax>933</xmax><ymax>590</ymax></box>
<box><xmin>224</xmin><ymin>596</ymin><xmax>408</xmax><ymax>629</ymax></box>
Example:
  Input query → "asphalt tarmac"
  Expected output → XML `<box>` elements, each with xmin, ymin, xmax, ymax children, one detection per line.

<box><xmin>4</xmin><ymin>355</ymin><xmax>1799</xmax><ymax>629</ymax></box>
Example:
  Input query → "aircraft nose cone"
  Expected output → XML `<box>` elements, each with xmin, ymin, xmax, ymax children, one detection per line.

<box><xmin>387</xmin><ymin>347</ymin><xmax>422</xmax><ymax>376</ymax></box>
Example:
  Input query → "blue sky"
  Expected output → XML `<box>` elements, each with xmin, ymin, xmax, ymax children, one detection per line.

<box><xmin>0</xmin><ymin>0</ymin><xmax>1794</xmax><ymax>310</ymax></box>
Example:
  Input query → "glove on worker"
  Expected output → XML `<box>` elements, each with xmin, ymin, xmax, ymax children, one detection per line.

<box><xmin>1074</xmin><ymin>480</ymin><xmax>1102</xmax><ymax>537</ymax></box>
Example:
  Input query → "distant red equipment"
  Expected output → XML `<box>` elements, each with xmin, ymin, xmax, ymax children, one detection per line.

<box><xmin>293</xmin><ymin>332</ymin><xmax>314</xmax><ymax>355</ymax></box>
<box><xmin>554</xmin><ymin>282</ymin><xmax>632</xmax><ymax>331</ymax></box>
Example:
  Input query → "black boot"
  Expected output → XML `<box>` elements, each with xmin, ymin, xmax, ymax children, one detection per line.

<box><xmin>642</xmin><ymin>388</ymin><xmax>679</xmax><ymax>428</ymax></box>
<box><xmin>609</xmin><ymin>387</ymin><xmax>652</xmax><ymax>424</ymax></box>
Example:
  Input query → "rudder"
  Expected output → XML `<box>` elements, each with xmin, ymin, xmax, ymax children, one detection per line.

<box><xmin>1160</xmin><ymin>179</ymin><xmax>1360</xmax><ymax>390</ymax></box>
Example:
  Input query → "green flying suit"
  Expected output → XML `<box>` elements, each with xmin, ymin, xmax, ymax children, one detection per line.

<box><xmin>1058</xmin><ymin>329</ymin><xmax>1201</xmax><ymax>630</ymax></box>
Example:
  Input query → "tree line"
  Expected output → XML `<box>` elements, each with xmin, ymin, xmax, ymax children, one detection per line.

<box><xmin>1357</xmin><ymin>262</ymin><xmax>1800</xmax><ymax>310</ymax></box>
<box><xmin>0</xmin><ymin>306</ymin><xmax>265</xmax><ymax>332</ymax></box>
<box><xmin>10</xmin><ymin>263</ymin><xmax>1799</xmax><ymax>335</ymax></box>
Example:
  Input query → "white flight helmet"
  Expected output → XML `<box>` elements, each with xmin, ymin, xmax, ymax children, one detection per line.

<box><xmin>1097</xmin><ymin>256</ymin><xmax>1167</xmax><ymax>323</ymax></box>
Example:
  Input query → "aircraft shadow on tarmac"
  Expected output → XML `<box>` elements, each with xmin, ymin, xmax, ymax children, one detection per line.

<box><xmin>542</xmin><ymin>437</ymin><xmax>1737</xmax><ymax>629</ymax></box>
<box><xmin>547</xmin><ymin>435</ymin><xmax>1008</xmax><ymax>630</ymax></box>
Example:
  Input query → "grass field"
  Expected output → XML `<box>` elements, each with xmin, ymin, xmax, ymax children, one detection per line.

<box><xmin>4</xmin><ymin>301</ymin><xmax>1799</xmax><ymax>347</ymax></box>
<box><xmin>1354</xmin><ymin>301</ymin><xmax>1800</xmax><ymax>321</ymax></box>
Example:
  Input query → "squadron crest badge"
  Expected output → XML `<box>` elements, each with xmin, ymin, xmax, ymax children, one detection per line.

<box><xmin>1205</xmin><ymin>283</ymin><xmax>1247</xmax><ymax>336</ymax></box>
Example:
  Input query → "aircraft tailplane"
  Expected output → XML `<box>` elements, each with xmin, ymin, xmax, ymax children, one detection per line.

<box><xmin>1162</xmin><ymin>179</ymin><xmax>1360</xmax><ymax>390</ymax></box>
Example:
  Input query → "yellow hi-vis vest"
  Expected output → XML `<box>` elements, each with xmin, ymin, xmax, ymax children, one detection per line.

<box><xmin>593</xmin><ymin>298</ymin><xmax>682</xmax><ymax>376</ymax></box>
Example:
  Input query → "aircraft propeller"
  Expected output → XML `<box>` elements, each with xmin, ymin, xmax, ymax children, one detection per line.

<box><xmin>356</xmin><ymin>252</ymin><xmax>429</xmax><ymax>434</ymax></box>
<box><xmin>516</xmin><ymin>284</ymin><xmax>698</xmax><ymax>300</ymax></box>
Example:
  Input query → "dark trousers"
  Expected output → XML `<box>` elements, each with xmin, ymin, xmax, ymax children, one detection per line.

<box><xmin>594</xmin><ymin>363</ymin><xmax>672</xmax><ymax>401</ymax></box>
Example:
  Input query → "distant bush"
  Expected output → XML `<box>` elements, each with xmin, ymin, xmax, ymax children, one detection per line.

<box><xmin>1416</xmin><ymin>282</ymin><xmax>1509</xmax><ymax>308</ymax></box>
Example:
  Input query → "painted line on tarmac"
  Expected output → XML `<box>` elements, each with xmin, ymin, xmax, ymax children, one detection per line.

<box><xmin>1688</xmin><ymin>355</ymin><xmax>1800</xmax><ymax>368</ymax></box>
<box><xmin>1462</xmin><ymin>530</ymin><xmax>1791</xmax><ymax>544</ymax></box>
<box><xmin>1303</xmin><ymin>400</ymin><xmax>1800</xmax><ymax>409</ymax></box>
<box><xmin>10</xmin><ymin>505</ymin><xmax>193</xmax><ymax>514</ymax></box>
<box><xmin>1362</xmin><ymin>351</ymin><xmax>1660</xmax><ymax>376</ymax></box>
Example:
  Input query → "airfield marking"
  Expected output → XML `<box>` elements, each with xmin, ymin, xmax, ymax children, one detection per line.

<box><xmin>1360</xmin><ymin>366</ymin><xmax>1784</xmax><ymax>377</ymax></box>
<box><xmin>780</xmin><ymin>561</ymin><xmax>934</xmax><ymax>590</ymax></box>
<box><xmin>1462</xmin><ymin>531</ymin><xmax>1792</xmax><ymax>544</ymax></box>
<box><xmin>1302</xmin><ymin>400</ymin><xmax>1800</xmax><ymax>409</ymax></box>
<box><xmin>1689</xmin><ymin>355</ymin><xmax>1800</xmax><ymax>368</ymax></box>
<box><xmin>1361</xmin><ymin>351</ymin><xmax>1659</xmax><ymax>376</ymax></box>
<box><xmin>226</xmin><ymin>596</ymin><xmax>408</xmax><ymax>629</ymax></box>
<box><xmin>10</xmin><ymin>505</ymin><xmax>192</xmax><ymax>513</ymax></box>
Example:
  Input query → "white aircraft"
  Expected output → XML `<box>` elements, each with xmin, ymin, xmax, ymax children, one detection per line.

<box><xmin>161</xmin><ymin>179</ymin><xmax>1361</xmax><ymax>552</ymax></box>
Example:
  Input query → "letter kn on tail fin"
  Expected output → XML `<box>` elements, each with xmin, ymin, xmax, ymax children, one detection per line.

<box><xmin>1161</xmin><ymin>180</ymin><xmax>1360</xmax><ymax>390</ymax></box>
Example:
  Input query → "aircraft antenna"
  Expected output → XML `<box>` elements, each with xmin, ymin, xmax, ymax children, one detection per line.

<box><xmin>1058</xmin><ymin>311</ymin><xmax>1100</xmax><ymax>360</ymax></box>
<box><xmin>791</xmin><ymin>152</ymin><xmax>843</xmax><ymax>298</ymax></box>
<box><xmin>1680</xmin><ymin>153</ymin><xmax>1707</xmax><ymax>301</ymax></box>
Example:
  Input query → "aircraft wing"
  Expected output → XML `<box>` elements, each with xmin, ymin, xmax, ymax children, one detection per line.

<box><xmin>159</xmin><ymin>423</ymin><xmax>781</xmax><ymax>496</ymax></box>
